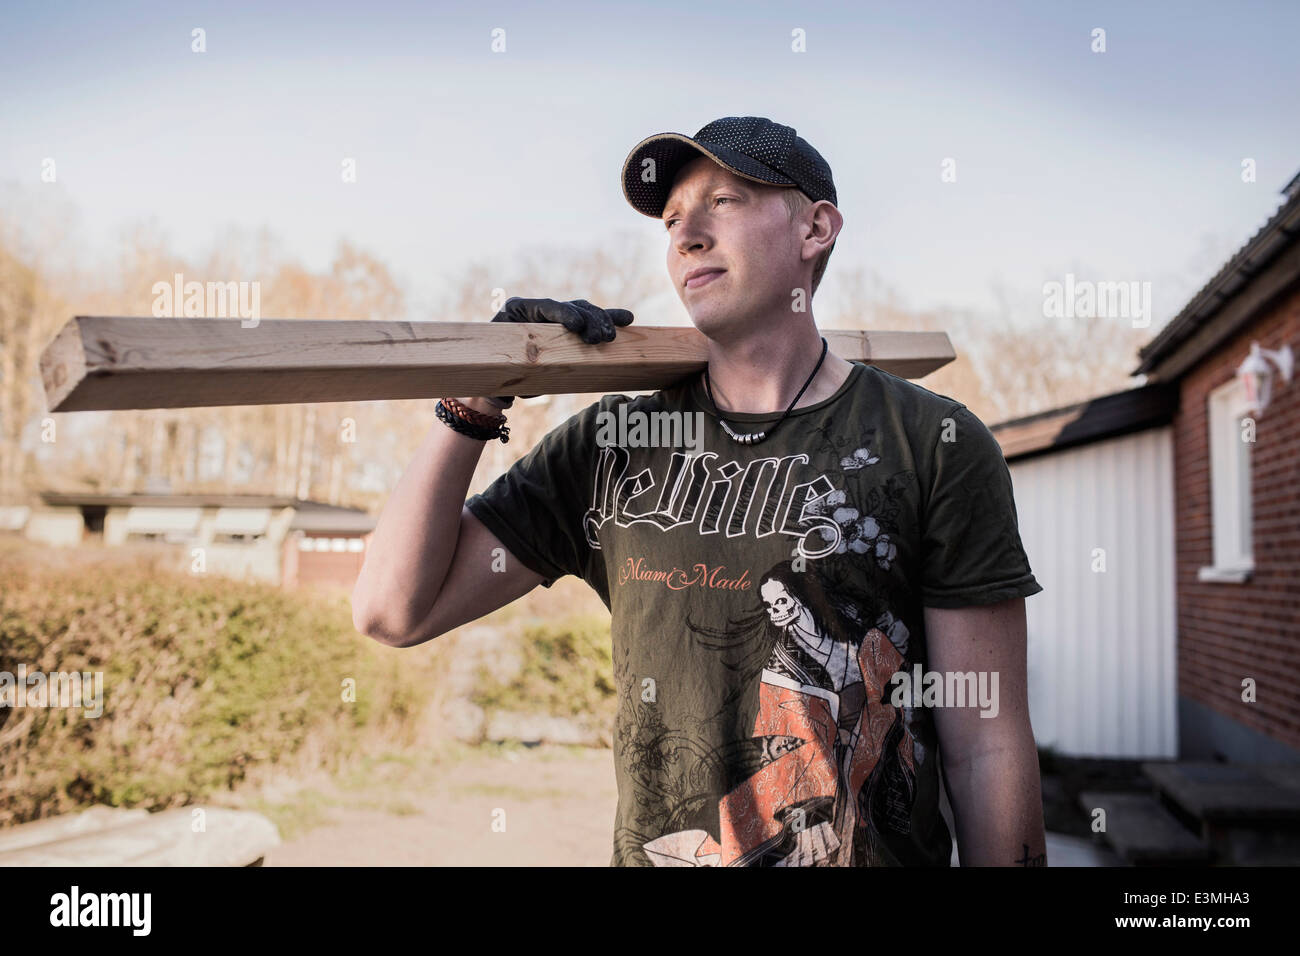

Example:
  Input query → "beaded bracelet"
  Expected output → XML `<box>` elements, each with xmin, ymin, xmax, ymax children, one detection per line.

<box><xmin>442</xmin><ymin>396</ymin><xmax>507</xmax><ymax>428</ymax></box>
<box><xmin>436</xmin><ymin>399</ymin><xmax>510</xmax><ymax>443</ymax></box>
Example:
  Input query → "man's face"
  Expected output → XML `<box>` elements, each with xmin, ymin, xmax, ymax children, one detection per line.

<box><xmin>662</xmin><ymin>155</ymin><xmax>804</xmax><ymax>334</ymax></box>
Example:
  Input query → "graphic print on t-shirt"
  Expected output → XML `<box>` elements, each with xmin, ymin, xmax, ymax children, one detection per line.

<box><xmin>464</xmin><ymin>362</ymin><xmax>1042</xmax><ymax>867</ymax></box>
<box><xmin>588</xmin><ymin>417</ymin><xmax>928</xmax><ymax>866</ymax></box>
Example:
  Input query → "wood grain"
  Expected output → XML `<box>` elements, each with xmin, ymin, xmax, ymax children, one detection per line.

<box><xmin>40</xmin><ymin>316</ymin><xmax>956</xmax><ymax>411</ymax></box>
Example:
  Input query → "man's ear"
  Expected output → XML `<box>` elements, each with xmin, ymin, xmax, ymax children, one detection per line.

<box><xmin>810</xmin><ymin>201</ymin><xmax>843</xmax><ymax>250</ymax></box>
<box><xmin>796</xmin><ymin>203</ymin><xmax>840</xmax><ymax>273</ymax></box>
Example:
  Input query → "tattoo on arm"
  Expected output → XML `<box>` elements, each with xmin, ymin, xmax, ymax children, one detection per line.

<box><xmin>1015</xmin><ymin>843</ymin><xmax>1046</xmax><ymax>866</ymax></box>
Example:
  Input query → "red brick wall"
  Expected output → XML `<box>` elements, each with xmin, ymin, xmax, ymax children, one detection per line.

<box><xmin>1173</xmin><ymin>282</ymin><xmax>1300</xmax><ymax>752</ymax></box>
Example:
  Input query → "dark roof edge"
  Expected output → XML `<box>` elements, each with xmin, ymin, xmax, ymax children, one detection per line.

<box><xmin>1285</xmin><ymin>169</ymin><xmax>1300</xmax><ymax>202</ymax></box>
<box><xmin>1135</xmin><ymin>172</ymin><xmax>1300</xmax><ymax>376</ymax></box>
<box><xmin>990</xmin><ymin>382</ymin><xmax>1179</xmax><ymax>463</ymax></box>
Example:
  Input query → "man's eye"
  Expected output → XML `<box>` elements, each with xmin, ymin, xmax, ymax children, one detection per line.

<box><xmin>664</xmin><ymin>197</ymin><xmax>734</xmax><ymax>230</ymax></box>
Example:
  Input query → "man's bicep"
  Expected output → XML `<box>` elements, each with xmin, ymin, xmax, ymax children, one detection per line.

<box><xmin>924</xmin><ymin>598</ymin><xmax>1032</xmax><ymax>767</ymax></box>
<box><xmin>421</xmin><ymin>507</ymin><xmax>546</xmax><ymax>639</ymax></box>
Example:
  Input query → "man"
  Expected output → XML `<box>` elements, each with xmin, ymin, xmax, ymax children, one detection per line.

<box><xmin>352</xmin><ymin>116</ymin><xmax>1048</xmax><ymax>867</ymax></box>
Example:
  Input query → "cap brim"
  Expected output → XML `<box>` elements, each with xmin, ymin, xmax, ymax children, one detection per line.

<box><xmin>620</xmin><ymin>132</ymin><xmax>797</xmax><ymax>219</ymax></box>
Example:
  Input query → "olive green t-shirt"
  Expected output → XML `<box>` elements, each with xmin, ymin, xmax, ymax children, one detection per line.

<box><xmin>465</xmin><ymin>361</ymin><xmax>1042</xmax><ymax>866</ymax></box>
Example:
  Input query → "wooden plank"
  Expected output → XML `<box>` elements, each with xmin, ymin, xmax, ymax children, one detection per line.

<box><xmin>40</xmin><ymin>316</ymin><xmax>956</xmax><ymax>412</ymax></box>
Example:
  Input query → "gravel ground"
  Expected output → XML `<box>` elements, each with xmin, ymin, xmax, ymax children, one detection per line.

<box><xmin>264</xmin><ymin>744</ymin><xmax>618</xmax><ymax>867</ymax></box>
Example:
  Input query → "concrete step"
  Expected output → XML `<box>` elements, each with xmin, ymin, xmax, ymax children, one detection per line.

<box><xmin>1044</xmin><ymin>830</ymin><xmax>1124</xmax><ymax>867</ymax></box>
<box><xmin>1077</xmin><ymin>790</ymin><xmax>1213</xmax><ymax>866</ymax></box>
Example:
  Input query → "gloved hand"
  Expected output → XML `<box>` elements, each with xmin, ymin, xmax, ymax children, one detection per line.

<box><xmin>489</xmin><ymin>297</ymin><xmax>634</xmax><ymax>402</ymax></box>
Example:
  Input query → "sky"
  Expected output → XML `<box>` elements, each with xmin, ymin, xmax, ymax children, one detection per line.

<box><xmin>2</xmin><ymin>0</ymin><xmax>1299</xmax><ymax>335</ymax></box>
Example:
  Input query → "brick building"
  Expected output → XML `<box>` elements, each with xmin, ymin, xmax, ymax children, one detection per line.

<box><xmin>1134</xmin><ymin>171</ymin><xmax>1300</xmax><ymax>762</ymax></box>
<box><xmin>990</xmin><ymin>170</ymin><xmax>1299</xmax><ymax>765</ymax></box>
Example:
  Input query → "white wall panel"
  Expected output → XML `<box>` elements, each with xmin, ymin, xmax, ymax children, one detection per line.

<box><xmin>1009</xmin><ymin>426</ymin><xmax>1176</xmax><ymax>758</ymax></box>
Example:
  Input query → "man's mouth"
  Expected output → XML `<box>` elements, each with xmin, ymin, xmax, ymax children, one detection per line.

<box><xmin>684</xmin><ymin>268</ymin><xmax>725</xmax><ymax>289</ymax></box>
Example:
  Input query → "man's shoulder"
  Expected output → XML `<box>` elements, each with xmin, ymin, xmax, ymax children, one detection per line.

<box><xmin>849</xmin><ymin>365</ymin><xmax>1006</xmax><ymax>471</ymax></box>
<box><xmin>528</xmin><ymin>391</ymin><xmax>664</xmax><ymax>449</ymax></box>
<box><xmin>576</xmin><ymin>389</ymin><xmax>666</xmax><ymax>412</ymax></box>
<box><xmin>852</xmin><ymin>363</ymin><xmax>968</xmax><ymax>422</ymax></box>
<box><xmin>574</xmin><ymin>380</ymin><xmax>695</xmax><ymax>419</ymax></box>
<box><xmin>546</xmin><ymin>391</ymin><xmax>643</xmax><ymax>426</ymax></box>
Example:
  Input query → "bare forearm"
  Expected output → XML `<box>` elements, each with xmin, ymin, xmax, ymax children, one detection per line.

<box><xmin>943</xmin><ymin>730</ymin><xmax>1047</xmax><ymax>866</ymax></box>
<box><xmin>352</xmin><ymin>398</ymin><xmax>497</xmax><ymax>638</ymax></box>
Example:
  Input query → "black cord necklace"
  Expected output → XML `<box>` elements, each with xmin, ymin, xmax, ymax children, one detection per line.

<box><xmin>703</xmin><ymin>336</ymin><xmax>828</xmax><ymax>446</ymax></box>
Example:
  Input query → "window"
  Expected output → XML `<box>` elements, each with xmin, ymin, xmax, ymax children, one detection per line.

<box><xmin>79</xmin><ymin>505</ymin><xmax>106</xmax><ymax>536</ymax></box>
<box><xmin>213</xmin><ymin>532</ymin><xmax>264</xmax><ymax>545</ymax></box>
<box><xmin>297</xmin><ymin>535</ymin><xmax>363</xmax><ymax>552</ymax></box>
<box><xmin>1199</xmin><ymin>378</ymin><xmax>1253</xmax><ymax>582</ymax></box>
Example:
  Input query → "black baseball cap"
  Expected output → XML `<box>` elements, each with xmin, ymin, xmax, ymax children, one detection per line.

<box><xmin>621</xmin><ymin>116</ymin><xmax>838</xmax><ymax>219</ymax></box>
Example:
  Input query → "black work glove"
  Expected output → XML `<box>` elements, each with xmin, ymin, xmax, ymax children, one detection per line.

<box><xmin>489</xmin><ymin>297</ymin><xmax>634</xmax><ymax>402</ymax></box>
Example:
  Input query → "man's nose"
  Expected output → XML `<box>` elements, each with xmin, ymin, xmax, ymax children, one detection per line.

<box><xmin>671</xmin><ymin>212</ymin><xmax>711</xmax><ymax>252</ymax></box>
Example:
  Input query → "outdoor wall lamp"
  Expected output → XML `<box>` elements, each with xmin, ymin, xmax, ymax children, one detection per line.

<box><xmin>1236</xmin><ymin>340</ymin><xmax>1293</xmax><ymax>413</ymax></box>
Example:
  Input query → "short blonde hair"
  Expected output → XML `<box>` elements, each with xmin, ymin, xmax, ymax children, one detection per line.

<box><xmin>781</xmin><ymin>188</ymin><xmax>835</xmax><ymax>296</ymax></box>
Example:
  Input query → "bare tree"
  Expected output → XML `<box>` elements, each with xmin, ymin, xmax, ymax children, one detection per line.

<box><xmin>823</xmin><ymin>264</ymin><xmax>1152</xmax><ymax>425</ymax></box>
